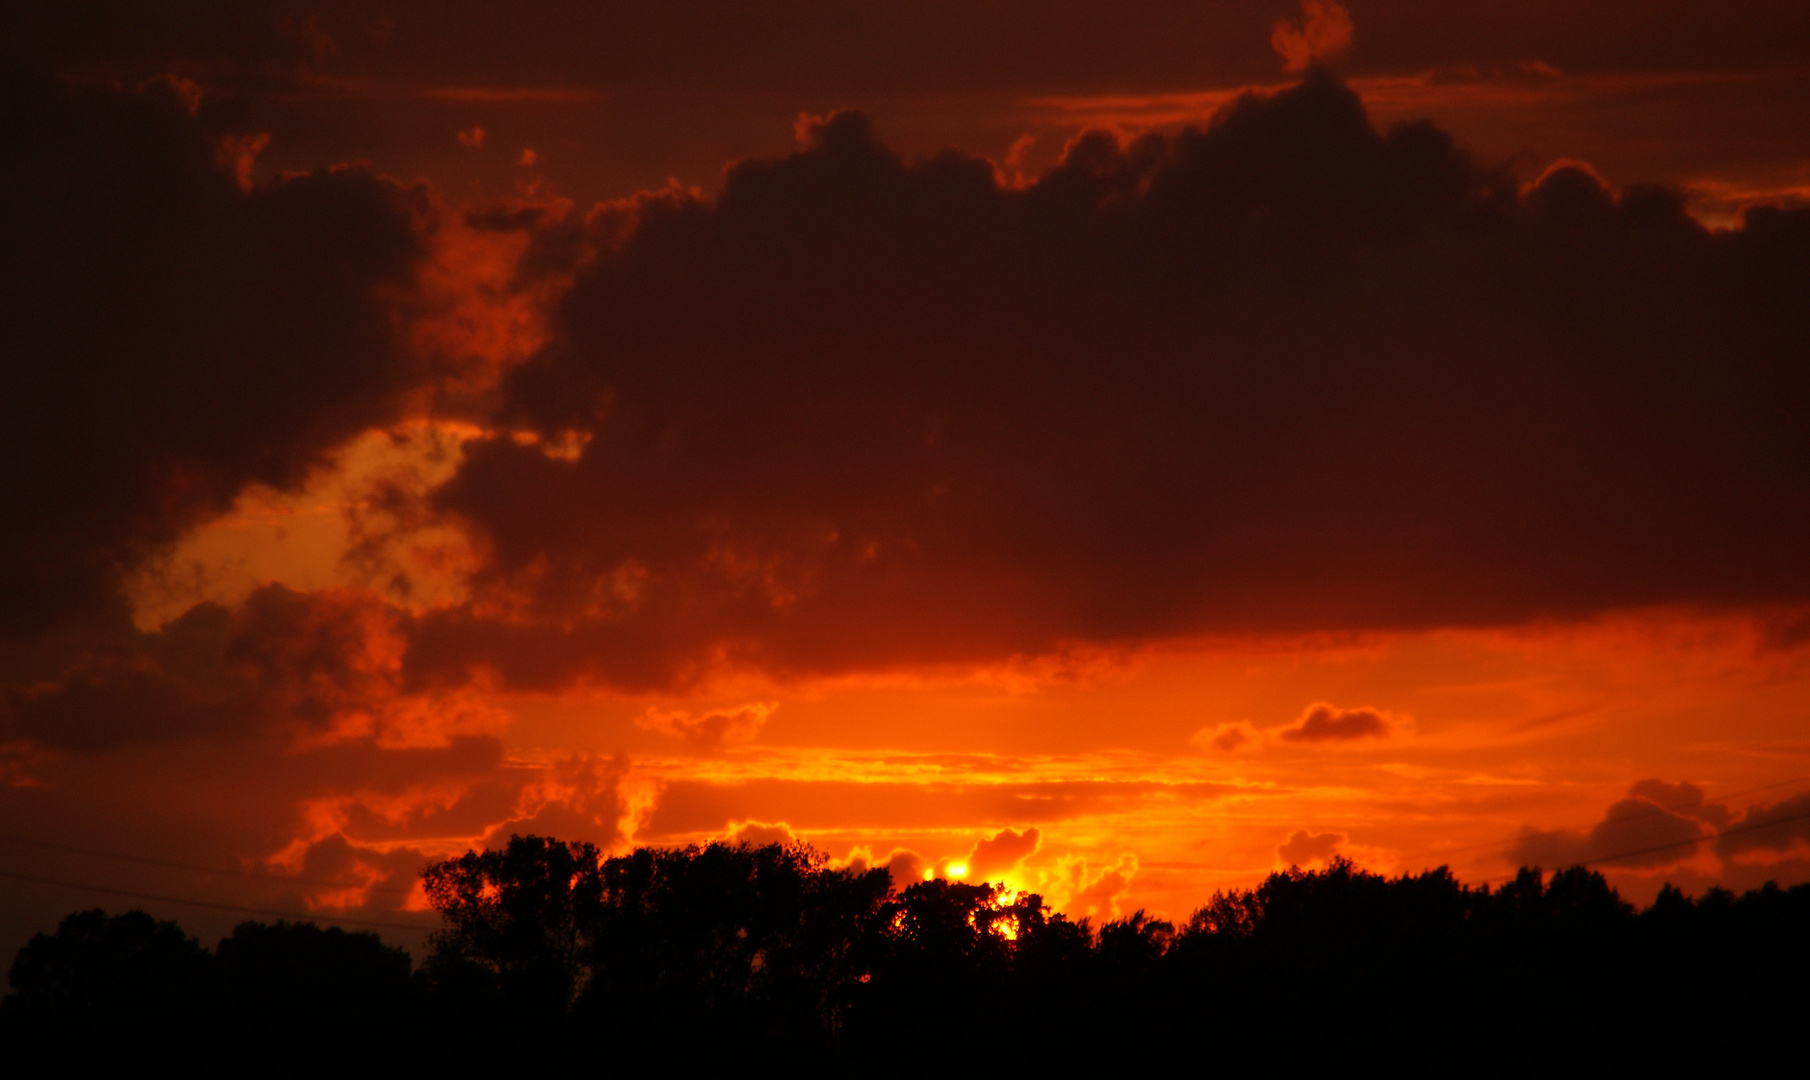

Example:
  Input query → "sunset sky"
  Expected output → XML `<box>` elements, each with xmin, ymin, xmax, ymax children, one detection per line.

<box><xmin>4</xmin><ymin>0</ymin><xmax>1810</xmax><ymax>957</ymax></box>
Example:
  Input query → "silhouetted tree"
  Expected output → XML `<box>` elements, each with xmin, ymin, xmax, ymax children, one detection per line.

<box><xmin>574</xmin><ymin>841</ymin><xmax>891</xmax><ymax>1063</ymax></box>
<box><xmin>9</xmin><ymin>851</ymin><xmax>1809</xmax><ymax>1070</ymax></box>
<box><xmin>213</xmin><ymin>920</ymin><xmax>415</xmax><ymax>1073</ymax></box>
<box><xmin>421</xmin><ymin>834</ymin><xmax>602</xmax><ymax>1013</ymax></box>
<box><xmin>846</xmin><ymin>878</ymin><xmax>1020</xmax><ymax>1056</ymax></box>
<box><xmin>1</xmin><ymin>909</ymin><xmax>211</xmax><ymax>1069</ymax></box>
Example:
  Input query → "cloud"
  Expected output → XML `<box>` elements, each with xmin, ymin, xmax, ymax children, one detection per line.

<box><xmin>1715</xmin><ymin>790</ymin><xmax>1810</xmax><ymax>859</ymax></box>
<box><xmin>472</xmin><ymin>752</ymin><xmax>632</xmax><ymax>852</ymax></box>
<box><xmin>1271</xmin><ymin>1</ymin><xmax>1354</xmax><ymax>73</ymax></box>
<box><xmin>1277</xmin><ymin>703</ymin><xmax>1392</xmax><ymax>744</ymax></box>
<box><xmin>634</xmin><ymin>702</ymin><xmax>776</xmax><ymax>749</ymax></box>
<box><xmin>1277</xmin><ymin>829</ymin><xmax>1344</xmax><ymax>866</ymax></box>
<box><xmin>4</xmin><ymin>585</ymin><xmax>502</xmax><ymax>753</ymax></box>
<box><xmin>0</xmin><ymin>71</ymin><xmax>427</xmax><ymax>640</ymax></box>
<box><xmin>965</xmin><ymin>826</ymin><xmax>1041</xmax><ymax>883</ymax></box>
<box><xmin>1629</xmin><ymin>779</ymin><xmax>1731</xmax><ymax>830</ymax></box>
<box><xmin>640</xmin><ymin>777</ymin><xmax>1233</xmax><ymax>838</ymax></box>
<box><xmin>1063</xmin><ymin>855</ymin><xmax>1139</xmax><ymax>921</ymax></box>
<box><xmin>17</xmin><ymin>2</ymin><xmax>1806</xmax><ymax>109</ymax></box>
<box><xmin>1509</xmin><ymin>781</ymin><xmax>1714</xmax><ymax>870</ymax></box>
<box><xmin>401</xmin><ymin>71</ymin><xmax>1810</xmax><ymax>693</ymax></box>
<box><xmin>1505</xmin><ymin>782</ymin><xmax>1810</xmax><ymax>878</ymax></box>
<box><xmin>726</xmin><ymin>820</ymin><xmax>797</xmax><ymax>847</ymax></box>
<box><xmin>846</xmin><ymin>847</ymin><xmax>926</xmax><ymax>891</ymax></box>
<box><xmin>1192</xmin><ymin>721</ymin><xmax>1255</xmax><ymax>753</ymax></box>
<box><xmin>277</xmin><ymin>832</ymin><xmax>428</xmax><ymax>912</ymax></box>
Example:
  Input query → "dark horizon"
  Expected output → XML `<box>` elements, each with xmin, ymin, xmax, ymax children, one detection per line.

<box><xmin>9</xmin><ymin>838</ymin><xmax>1809</xmax><ymax>1070</ymax></box>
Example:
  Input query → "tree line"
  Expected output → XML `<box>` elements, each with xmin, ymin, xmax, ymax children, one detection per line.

<box><xmin>5</xmin><ymin>836</ymin><xmax>1807</xmax><ymax>1072</ymax></box>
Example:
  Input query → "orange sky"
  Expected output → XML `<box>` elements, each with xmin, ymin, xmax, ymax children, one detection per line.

<box><xmin>4</xmin><ymin>0</ymin><xmax>1810</xmax><ymax>957</ymax></box>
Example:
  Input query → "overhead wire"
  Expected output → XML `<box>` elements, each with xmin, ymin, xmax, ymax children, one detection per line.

<box><xmin>1394</xmin><ymin>774</ymin><xmax>1810</xmax><ymax>871</ymax></box>
<box><xmin>1483</xmin><ymin>805</ymin><xmax>1810</xmax><ymax>885</ymax></box>
<box><xmin>0</xmin><ymin>868</ymin><xmax>434</xmax><ymax>934</ymax></box>
<box><xmin>0</xmin><ymin>831</ymin><xmax>418</xmax><ymax>896</ymax></box>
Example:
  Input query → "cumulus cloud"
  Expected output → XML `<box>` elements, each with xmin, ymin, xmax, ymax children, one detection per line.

<box><xmin>1277</xmin><ymin>703</ymin><xmax>1393</xmax><ymax>744</ymax></box>
<box><xmin>965</xmin><ymin>826</ymin><xmax>1041</xmax><ymax>883</ymax></box>
<box><xmin>8</xmin><ymin>33</ymin><xmax>1810</xmax><ymax>958</ymax></box>
<box><xmin>400</xmin><ymin>71</ymin><xmax>1810</xmax><ymax>694</ymax></box>
<box><xmin>1503</xmin><ymin>781</ymin><xmax>1810</xmax><ymax>881</ymax></box>
<box><xmin>634</xmin><ymin>702</ymin><xmax>776</xmax><ymax>749</ymax></box>
<box><xmin>1629</xmin><ymin>779</ymin><xmax>1731</xmax><ymax>830</ymax></box>
<box><xmin>1271</xmin><ymin>0</ymin><xmax>1354</xmax><ymax>73</ymax></box>
<box><xmin>846</xmin><ymin>846</ymin><xmax>926</xmax><ymax>890</ymax></box>
<box><xmin>1063</xmin><ymin>855</ymin><xmax>1139</xmax><ymax>921</ymax></box>
<box><xmin>1277</xmin><ymin>829</ymin><xmax>1344</xmax><ymax>867</ymax></box>
<box><xmin>1509</xmin><ymin>780</ymin><xmax>1715</xmax><ymax>870</ymax></box>
<box><xmin>1715</xmin><ymin>790</ymin><xmax>1810</xmax><ymax>859</ymax></box>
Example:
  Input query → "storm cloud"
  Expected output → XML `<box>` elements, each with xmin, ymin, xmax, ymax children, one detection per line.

<box><xmin>410</xmin><ymin>72</ymin><xmax>1810</xmax><ymax>691</ymax></box>
<box><xmin>0</xmin><ymin>71</ymin><xmax>428</xmax><ymax>639</ymax></box>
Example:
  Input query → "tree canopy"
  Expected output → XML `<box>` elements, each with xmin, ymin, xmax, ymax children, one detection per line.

<box><xmin>5</xmin><ymin>844</ymin><xmax>1807</xmax><ymax>1071</ymax></box>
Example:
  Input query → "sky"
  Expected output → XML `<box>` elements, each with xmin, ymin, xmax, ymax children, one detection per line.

<box><xmin>4</xmin><ymin>0</ymin><xmax>1810</xmax><ymax>957</ymax></box>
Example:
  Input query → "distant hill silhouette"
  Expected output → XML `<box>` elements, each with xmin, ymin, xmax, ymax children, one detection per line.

<box><xmin>5</xmin><ymin>840</ymin><xmax>1806</xmax><ymax>1072</ymax></box>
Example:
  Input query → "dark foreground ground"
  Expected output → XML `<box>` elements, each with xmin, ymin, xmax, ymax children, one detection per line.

<box><xmin>5</xmin><ymin>840</ymin><xmax>1806</xmax><ymax>1074</ymax></box>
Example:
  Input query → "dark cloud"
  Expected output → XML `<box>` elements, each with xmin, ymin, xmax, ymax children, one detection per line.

<box><xmin>1278</xmin><ymin>704</ymin><xmax>1392</xmax><ymax>744</ymax></box>
<box><xmin>1509</xmin><ymin>781</ymin><xmax>1714</xmax><ymax>870</ymax></box>
<box><xmin>1715</xmin><ymin>790</ymin><xmax>1810</xmax><ymax>860</ymax></box>
<box><xmin>15</xmin><ymin>2</ymin><xmax>1810</xmax><ymax>103</ymax></box>
<box><xmin>405</xmin><ymin>72</ymin><xmax>1810</xmax><ymax>691</ymax></box>
<box><xmin>2</xmin><ymin>585</ymin><xmax>487</xmax><ymax>753</ymax></box>
<box><xmin>0</xmin><ymin>70</ymin><xmax>427</xmax><ymax>639</ymax></box>
<box><xmin>282</xmin><ymin>832</ymin><xmax>429</xmax><ymax>911</ymax></box>
<box><xmin>1505</xmin><ymin>782</ymin><xmax>1810</xmax><ymax>881</ymax></box>
<box><xmin>0</xmin><ymin>719</ymin><xmax>630</xmax><ymax>961</ymax></box>
<box><xmin>1628</xmin><ymin>779</ymin><xmax>1730</xmax><ymax>830</ymax></box>
<box><xmin>1277</xmin><ymin>829</ymin><xmax>1343</xmax><ymax>866</ymax></box>
<box><xmin>0</xmin><ymin>727</ymin><xmax>526</xmax><ymax>958</ymax></box>
<box><xmin>13</xmin><ymin>2</ymin><xmax>1810</xmax><ymax>219</ymax></box>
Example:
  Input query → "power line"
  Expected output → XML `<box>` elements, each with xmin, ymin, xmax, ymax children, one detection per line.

<box><xmin>0</xmin><ymin>868</ymin><xmax>435</xmax><ymax>935</ymax></box>
<box><xmin>0</xmin><ymin>832</ymin><xmax>418</xmax><ymax>896</ymax></box>
<box><xmin>1581</xmin><ymin>805</ymin><xmax>1810</xmax><ymax>869</ymax></box>
<box><xmin>1398</xmin><ymin>774</ymin><xmax>1810</xmax><ymax>868</ymax></box>
<box><xmin>1474</xmin><ymin>805</ymin><xmax>1810</xmax><ymax>887</ymax></box>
